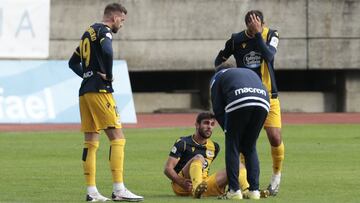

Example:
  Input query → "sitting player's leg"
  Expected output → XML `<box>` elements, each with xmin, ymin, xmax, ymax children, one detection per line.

<box><xmin>264</xmin><ymin>98</ymin><xmax>284</xmax><ymax>196</ymax></box>
<box><xmin>203</xmin><ymin>164</ymin><xmax>252</xmax><ymax>197</ymax></box>
<box><xmin>203</xmin><ymin>169</ymin><xmax>227</xmax><ymax>197</ymax></box>
<box><xmin>181</xmin><ymin>154</ymin><xmax>208</xmax><ymax>198</ymax></box>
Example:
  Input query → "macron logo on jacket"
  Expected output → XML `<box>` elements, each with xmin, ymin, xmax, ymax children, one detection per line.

<box><xmin>234</xmin><ymin>87</ymin><xmax>267</xmax><ymax>96</ymax></box>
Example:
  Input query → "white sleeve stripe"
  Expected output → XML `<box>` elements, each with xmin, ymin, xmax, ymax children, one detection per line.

<box><xmin>225</xmin><ymin>102</ymin><xmax>270</xmax><ymax>113</ymax></box>
<box><xmin>225</xmin><ymin>96</ymin><xmax>270</xmax><ymax>111</ymax></box>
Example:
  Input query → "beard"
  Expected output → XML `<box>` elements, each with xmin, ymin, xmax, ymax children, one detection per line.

<box><xmin>198</xmin><ymin>128</ymin><xmax>212</xmax><ymax>139</ymax></box>
<box><xmin>112</xmin><ymin>27</ymin><xmax>119</xmax><ymax>33</ymax></box>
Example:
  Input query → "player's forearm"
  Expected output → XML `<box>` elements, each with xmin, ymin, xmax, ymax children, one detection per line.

<box><xmin>255</xmin><ymin>32</ymin><xmax>276</xmax><ymax>62</ymax></box>
<box><xmin>164</xmin><ymin>168</ymin><xmax>183</xmax><ymax>184</ymax></box>
<box><xmin>215</xmin><ymin>51</ymin><xmax>228</xmax><ymax>67</ymax></box>
<box><xmin>215</xmin><ymin>114</ymin><xmax>225</xmax><ymax>130</ymax></box>
<box><xmin>102</xmin><ymin>54</ymin><xmax>113</xmax><ymax>81</ymax></box>
<box><xmin>68</xmin><ymin>53</ymin><xmax>83</xmax><ymax>78</ymax></box>
<box><xmin>214</xmin><ymin>39</ymin><xmax>233</xmax><ymax>67</ymax></box>
<box><xmin>101</xmin><ymin>38</ymin><xmax>114</xmax><ymax>81</ymax></box>
<box><xmin>211</xmin><ymin>91</ymin><xmax>225</xmax><ymax>129</ymax></box>
<box><xmin>212</xmin><ymin>106</ymin><xmax>225</xmax><ymax>129</ymax></box>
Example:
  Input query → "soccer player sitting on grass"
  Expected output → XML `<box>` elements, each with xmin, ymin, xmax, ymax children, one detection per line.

<box><xmin>163</xmin><ymin>112</ymin><xmax>250</xmax><ymax>199</ymax></box>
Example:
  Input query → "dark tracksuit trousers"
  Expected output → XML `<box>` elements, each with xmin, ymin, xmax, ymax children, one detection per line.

<box><xmin>225</xmin><ymin>106</ymin><xmax>268</xmax><ymax>191</ymax></box>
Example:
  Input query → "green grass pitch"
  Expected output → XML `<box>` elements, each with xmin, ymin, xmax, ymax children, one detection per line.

<box><xmin>0</xmin><ymin>124</ymin><xmax>360</xmax><ymax>202</ymax></box>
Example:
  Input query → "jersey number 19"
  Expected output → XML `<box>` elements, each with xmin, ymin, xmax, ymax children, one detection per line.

<box><xmin>79</xmin><ymin>38</ymin><xmax>91</xmax><ymax>68</ymax></box>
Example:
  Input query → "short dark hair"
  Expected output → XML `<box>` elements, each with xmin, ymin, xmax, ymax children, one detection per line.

<box><xmin>215</xmin><ymin>62</ymin><xmax>235</xmax><ymax>73</ymax></box>
<box><xmin>245</xmin><ymin>10</ymin><xmax>264</xmax><ymax>25</ymax></box>
<box><xmin>196</xmin><ymin>112</ymin><xmax>215</xmax><ymax>124</ymax></box>
<box><xmin>104</xmin><ymin>3</ymin><xmax>127</xmax><ymax>16</ymax></box>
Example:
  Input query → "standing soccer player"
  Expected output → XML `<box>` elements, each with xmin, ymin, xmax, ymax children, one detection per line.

<box><xmin>68</xmin><ymin>3</ymin><xmax>143</xmax><ymax>202</ymax></box>
<box><xmin>210</xmin><ymin>64</ymin><xmax>269</xmax><ymax>200</ymax></box>
<box><xmin>215</xmin><ymin>10</ymin><xmax>284</xmax><ymax>196</ymax></box>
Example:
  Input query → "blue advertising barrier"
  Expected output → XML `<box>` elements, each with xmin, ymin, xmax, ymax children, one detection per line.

<box><xmin>0</xmin><ymin>60</ymin><xmax>137</xmax><ymax>123</ymax></box>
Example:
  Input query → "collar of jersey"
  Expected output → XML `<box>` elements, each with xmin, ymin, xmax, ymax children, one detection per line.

<box><xmin>192</xmin><ymin>134</ymin><xmax>207</xmax><ymax>146</ymax></box>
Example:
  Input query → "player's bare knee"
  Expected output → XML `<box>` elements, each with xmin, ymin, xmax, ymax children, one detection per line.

<box><xmin>265</xmin><ymin>127</ymin><xmax>282</xmax><ymax>146</ymax></box>
<box><xmin>268</xmin><ymin>135</ymin><xmax>281</xmax><ymax>146</ymax></box>
<box><xmin>105</xmin><ymin>128</ymin><xmax>125</xmax><ymax>140</ymax></box>
<box><xmin>216</xmin><ymin>169</ymin><xmax>228</xmax><ymax>188</ymax></box>
<box><xmin>84</xmin><ymin>132</ymin><xmax>99</xmax><ymax>141</ymax></box>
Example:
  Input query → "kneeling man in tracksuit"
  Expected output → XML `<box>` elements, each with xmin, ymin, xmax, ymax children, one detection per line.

<box><xmin>210</xmin><ymin>64</ymin><xmax>270</xmax><ymax>200</ymax></box>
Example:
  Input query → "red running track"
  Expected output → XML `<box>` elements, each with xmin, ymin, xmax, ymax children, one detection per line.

<box><xmin>0</xmin><ymin>113</ymin><xmax>359</xmax><ymax>132</ymax></box>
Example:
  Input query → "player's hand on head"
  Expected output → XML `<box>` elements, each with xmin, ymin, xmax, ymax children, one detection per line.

<box><xmin>248</xmin><ymin>14</ymin><xmax>262</xmax><ymax>34</ymax></box>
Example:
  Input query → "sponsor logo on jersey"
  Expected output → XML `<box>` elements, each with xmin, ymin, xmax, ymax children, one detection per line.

<box><xmin>83</xmin><ymin>71</ymin><xmax>93</xmax><ymax>78</ymax></box>
<box><xmin>206</xmin><ymin>150</ymin><xmax>214</xmax><ymax>158</ymax></box>
<box><xmin>243</xmin><ymin>51</ymin><xmax>261</xmax><ymax>68</ymax></box>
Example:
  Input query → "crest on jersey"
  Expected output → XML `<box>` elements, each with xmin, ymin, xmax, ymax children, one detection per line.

<box><xmin>192</xmin><ymin>147</ymin><xmax>195</xmax><ymax>152</ymax></box>
<box><xmin>243</xmin><ymin>51</ymin><xmax>261</xmax><ymax>69</ymax></box>
<box><xmin>241</xmin><ymin>43</ymin><xmax>247</xmax><ymax>48</ymax></box>
<box><xmin>171</xmin><ymin>146</ymin><xmax>177</xmax><ymax>154</ymax></box>
<box><xmin>206</xmin><ymin>150</ymin><xmax>214</xmax><ymax>158</ymax></box>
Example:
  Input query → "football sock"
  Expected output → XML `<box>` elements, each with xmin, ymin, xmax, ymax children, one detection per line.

<box><xmin>113</xmin><ymin>182</ymin><xmax>125</xmax><ymax>192</ymax></box>
<box><xmin>239</xmin><ymin>167</ymin><xmax>250</xmax><ymax>191</ymax></box>
<box><xmin>87</xmin><ymin>185</ymin><xmax>99</xmax><ymax>194</ymax></box>
<box><xmin>239</xmin><ymin>153</ymin><xmax>249</xmax><ymax>191</ymax></box>
<box><xmin>189</xmin><ymin>159</ymin><xmax>203</xmax><ymax>189</ymax></box>
<box><xmin>83</xmin><ymin>141</ymin><xmax>99</xmax><ymax>186</ymax></box>
<box><xmin>109</xmin><ymin>139</ymin><xmax>126</xmax><ymax>183</ymax></box>
<box><xmin>271</xmin><ymin>142</ymin><xmax>285</xmax><ymax>174</ymax></box>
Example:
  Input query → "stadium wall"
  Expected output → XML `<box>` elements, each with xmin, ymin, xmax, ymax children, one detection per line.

<box><xmin>50</xmin><ymin>0</ymin><xmax>360</xmax><ymax>112</ymax></box>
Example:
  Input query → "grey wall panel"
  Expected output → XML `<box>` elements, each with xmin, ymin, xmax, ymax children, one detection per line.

<box><xmin>276</xmin><ymin>39</ymin><xmax>307</xmax><ymax>70</ymax></box>
<box><xmin>51</xmin><ymin>39</ymin><xmax>307</xmax><ymax>70</ymax></box>
<box><xmin>309</xmin><ymin>39</ymin><xmax>360</xmax><ymax>69</ymax></box>
<box><xmin>51</xmin><ymin>0</ymin><xmax>359</xmax><ymax>70</ymax></box>
<box><xmin>51</xmin><ymin>0</ymin><xmax>306</xmax><ymax>40</ymax></box>
<box><xmin>309</xmin><ymin>0</ymin><xmax>360</xmax><ymax>38</ymax></box>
